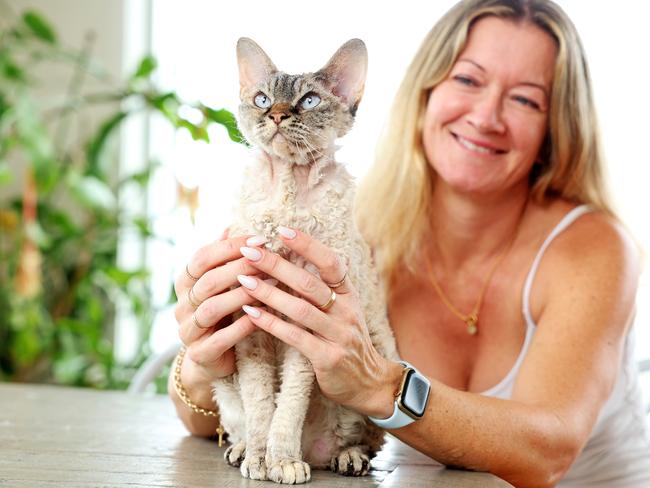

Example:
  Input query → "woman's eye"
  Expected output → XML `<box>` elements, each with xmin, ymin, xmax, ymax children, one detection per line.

<box><xmin>453</xmin><ymin>75</ymin><xmax>476</xmax><ymax>86</ymax></box>
<box><xmin>254</xmin><ymin>93</ymin><xmax>271</xmax><ymax>109</ymax></box>
<box><xmin>513</xmin><ymin>95</ymin><xmax>541</xmax><ymax>110</ymax></box>
<box><xmin>300</xmin><ymin>93</ymin><xmax>321</xmax><ymax>110</ymax></box>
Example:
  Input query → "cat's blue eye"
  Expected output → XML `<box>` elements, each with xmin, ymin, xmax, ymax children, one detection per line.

<box><xmin>254</xmin><ymin>93</ymin><xmax>271</xmax><ymax>109</ymax></box>
<box><xmin>300</xmin><ymin>93</ymin><xmax>321</xmax><ymax>110</ymax></box>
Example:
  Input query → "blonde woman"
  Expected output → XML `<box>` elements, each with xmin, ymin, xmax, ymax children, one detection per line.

<box><xmin>170</xmin><ymin>0</ymin><xmax>650</xmax><ymax>486</ymax></box>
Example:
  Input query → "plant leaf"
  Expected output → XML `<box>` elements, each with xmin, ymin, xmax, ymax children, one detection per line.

<box><xmin>132</xmin><ymin>216</ymin><xmax>153</xmax><ymax>238</ymax></box>
<box><xmin>178</xmin><ymin>118</ymin><xmax>209</xmax><ymax>142</ymax></box>
<box><xmin>0</xmin><ymin>55</ymin><xmax>27</xmax><ymax>82</ymax></box>
<box><xmin>67</xmin><ymin>173</ymin><xmax>116</xmax><ymax>211</ymax></box>
<box><xmin>131</xmin><ymin>55</ymin><xmax>157</xmax><ymax>80</ymax></box>
<box><xmin>119</xmin><ymin>160</ymin><xmax>161</xmax><ymax>188</ymax></box>
<box><xmin>203</xmin><ymin>107</ymin><xmax>245</xmax><ymax>144</ymax></box>
<box><xmin>0</xmin><ymin>163</ymin><xmax>12</xmax><ymax>186</ymax></box>
<box><xmin>86</xmin><ymin>111</ymin><xmax>129</xmax><ymax>177</ymax></box>
<box><xmin>22</xmin><ymin>11</ymin><xmax>57</xmax><ymax>44</ymax></box>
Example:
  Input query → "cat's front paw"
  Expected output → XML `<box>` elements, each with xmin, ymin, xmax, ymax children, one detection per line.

<box><xmin>224</xmin><ymin>441</ymin><xmax>246</xmax><ymax>467</ymax></box>
<box><xmin>240</xmin><ymin>453</ymin><xmax>267</xmax><ymax>480</ymax></box>
<box><xmin>330</xmin><ymin>446</ymin><xmax>370</xmax><ymax>476</ymax></box>
<box><xmin>267</xmin><ymin>458</ymin><xmax>311</xmax><ymax>484</ymax></box>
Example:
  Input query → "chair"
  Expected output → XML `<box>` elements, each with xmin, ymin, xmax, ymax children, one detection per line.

<box><xmin>128</xmin><ymin>341</ymin><xmax>181</xmax><ymax>394</ymax></box>
<box><xmin>640</xmin><ymin>358</ymin><xmax>650</xmax><ymax>416</ymax></box>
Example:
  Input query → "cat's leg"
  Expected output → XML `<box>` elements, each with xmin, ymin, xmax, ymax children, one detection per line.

<box><xmin>331</xmin><ymin>421</ymin><xmax>385</xmax><ymax>476</ymax></box>
<box><xmin>212</xmin><ymin>376</ymin><xmax>246</xmax><ymax>467</ymax></box>
<box><xmin>331</xmin><ymin>445</ymin><xmax>372</xmax><ymax>476</ymax></box>
<box><xmin>224</xmin><ymin>441</ymin><xmax>247</xmax><ymax>467</ymax></box>
<box><xmin>326</xmin><ymin>301</ymin><xmax>390</xmax><ymax>479</ymax></box>
<box><xmin>328</xmin><ymin>291</ymin><xmax>392</xmax><ymax>477</ymax></box>
<box><xmin>265</xmin><ymin>344</ymin><xmax>314</xmax><ymax>484</ymax></box>
<box><xmin>328</xmin><ymin>406</ymin><xmax>378</xmax><ymax>477</ymax></box>
<box><xmin>236</xmin><ymin>329</ymin><xmax>277</xmax><ymax>481</ymax></box>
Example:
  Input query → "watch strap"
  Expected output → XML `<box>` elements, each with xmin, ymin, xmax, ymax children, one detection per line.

<box><xmin>368</xmin><ymin>361</ymin><xmax>418</xmax><ymax>429</ymax></box>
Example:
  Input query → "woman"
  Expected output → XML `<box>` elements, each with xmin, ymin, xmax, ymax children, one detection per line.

<box><xmin>169</xmin><ymin>0</ymin><xmax>650</xmax><ymax>486</ymax></box>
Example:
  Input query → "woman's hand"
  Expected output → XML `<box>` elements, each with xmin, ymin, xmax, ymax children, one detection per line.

<box><xmin>236</xmin><ymin>226</ymin><xmax>403</xmax><ymax>419</ymax></box>
<box><xmin>174</xmin><ymin>231</ymin><xmax>270</xmax><ymax>386</ymax></box>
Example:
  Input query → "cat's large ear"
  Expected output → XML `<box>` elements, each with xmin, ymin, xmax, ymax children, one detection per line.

<box><xmin>237</xmin><ymin>38</ymin><xmax>278</xmax><ymax>94</ymax></box>
<box><xmin>317</xmin><ymin>39</ymin><xmax>367</xmax><ymax>115</ymax></box>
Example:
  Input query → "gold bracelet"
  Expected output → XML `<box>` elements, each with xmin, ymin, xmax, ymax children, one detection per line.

<box><xmin>173</xmin><ymin>346</ymin><xmax>226</xmax><ymax>446</ymax></box>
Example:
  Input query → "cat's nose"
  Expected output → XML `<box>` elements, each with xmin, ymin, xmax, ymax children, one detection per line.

<box><xmin>269</xmin><ymin>112</ymin><xmax>290</xmax><ymax>124</ymax></box>
<box><xmin>269</xmin><ymin>104</ymin><xmax>291</xmax><ymax>125</ymax></box>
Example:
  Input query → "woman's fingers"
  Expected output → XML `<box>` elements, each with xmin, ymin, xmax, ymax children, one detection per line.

<box><xmin>175</xmin><ymin>235</ymin><xmax>253</xmax><ymax>294</ymax></box>
<box><xmin>237</xmin><ymin>275</ymin><xmax>339</xmax><ymax>341</ymax></box>
<box><xmin>241</xmin><ymin>304</ymin><xmax>326</xmax><ymax>364</ymax></box>
<box><xmin>189</xmin><ymin>257</ymin><xmax>261</xmax><ymax>306</ymax></box>
<box><xmin>239</xmin><ymin>245</ymin><xmax>336</xmax><ymax>309</ymax></box>
<box><xmin>178</xmin><ymin>281</ymin><xmax>273</xmax><ymax>345</ymax></box>
<box><xmin>276</xmin><ymin>226</ymin><xmax>354</xmax><ymax>294</ymax></box>
<box><xmin>187</xmin><ymin>314</ymin><xmax>256</xmax><ymax>369</ymax></box>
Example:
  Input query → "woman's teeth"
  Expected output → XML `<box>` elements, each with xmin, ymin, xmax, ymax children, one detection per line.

<box><xmin>456</xmin><ymin>135</ymin><xmax>500</xmax><ymax>154</ymax></box>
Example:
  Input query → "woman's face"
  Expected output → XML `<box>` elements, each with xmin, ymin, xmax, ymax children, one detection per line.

<box><xmin>422</xmin><ymin>16</ymin><xmax>557</xmax><ymax>196</ymax></box>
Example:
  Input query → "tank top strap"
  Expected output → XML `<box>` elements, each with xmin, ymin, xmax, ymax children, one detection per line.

<box><xmin>521</xmin><ymin>204</ymin><xmax>595</xmax><ymax>327</ymax></box>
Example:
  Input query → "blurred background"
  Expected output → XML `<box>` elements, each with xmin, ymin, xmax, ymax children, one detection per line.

<box><xmin>1</xmin><ymin>0</ymin><xmax>648</xmax><ymax>396</ymax></box>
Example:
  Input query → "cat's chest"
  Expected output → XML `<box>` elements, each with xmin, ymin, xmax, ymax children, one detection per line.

<box><xmin>236</xmin><ymin>167</ymin><xmax>347</xmax><ymax>242</ymax></box>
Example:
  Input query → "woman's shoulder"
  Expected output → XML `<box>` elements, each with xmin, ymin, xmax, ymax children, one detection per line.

<box><xmin>528</xmin><ymin>198</ymin><xmax>640</xmax><ymax>295</ymax></box>
<box><xmin>533</xmin><ymin>199</ymin><xmax>634</xmax><ymax>257</ymax></box>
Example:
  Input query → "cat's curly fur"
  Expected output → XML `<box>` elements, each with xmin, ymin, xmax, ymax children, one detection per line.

<box><xmin>212</xmin><ymin>38</ymin><xmax>398</xmax><ymax>485</ymax></box>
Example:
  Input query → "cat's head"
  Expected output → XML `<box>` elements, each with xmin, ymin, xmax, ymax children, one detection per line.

<box><xmin>236</xmin><ymin>37</ymin><xmax>367</xmax><ymax>165</ymax></box>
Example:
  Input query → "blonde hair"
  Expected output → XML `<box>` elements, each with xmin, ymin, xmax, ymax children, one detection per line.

<box><xmin>355</xmin><ymin>0</ymin><xmax>611</xmax><ymax>283</ymax></box>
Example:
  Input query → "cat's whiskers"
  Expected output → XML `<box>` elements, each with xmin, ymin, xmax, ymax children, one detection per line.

<box><xmin>281</xmin><ymin>124</ymin><xmax>327</xmax><ymax>161</ymax></box>
<box><xmin>294</xmin><ymin>134</ymin><xmax>327</xmax><ymax>163</ymax></box>
<box><xmin>290</xmin><ymin>124</ymin><xmax>330</xmax><ymax>149</ymax></box>
<box><xmin>298</xmin><ymin>128</ymin><xmax>332</xmax><ymax>158</ymax></box>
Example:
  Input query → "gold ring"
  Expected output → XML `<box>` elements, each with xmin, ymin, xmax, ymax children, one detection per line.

<box><xmin>187</xmin><ymin>288</ymin><xmax>201</xmax><ymax>309</ymax></box>
<box><xmin>192</xmin><ymin>312</ymin><xmax>209</xmax><ymax>329</ymax></box>
<box><xmin>185</xmin><ymin>264</ymin><xmax>199</xmax><ymax>282</ymax></box>
<box><xmin>317</xmin><ymin>289</ymin><xmax>337</xmax><ymax>311</ymax></box>
<box><xmin>325</xmin><ymin>271</ymin><xmax>347</xmax><ymax>289</ymax></box>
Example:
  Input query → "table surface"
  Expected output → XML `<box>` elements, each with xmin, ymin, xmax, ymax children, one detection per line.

<box><xmin>0</xmin><ymin>383</ymin><xmax>513</xmax><ymax>487</ymax></box>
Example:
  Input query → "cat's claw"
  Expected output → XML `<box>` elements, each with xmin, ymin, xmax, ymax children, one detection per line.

<box><xmin>267</xmin><ymin>458</ymin><xmax>311</xmax><ymax>484</ymax></box>
<box><xmin>330</xmin><ymin>447</ymin><xmax>370</xmax><ymax>476</ymax></box>
<box><xmin>224</xmin><ymin>442</ymin><xmax>246</xmax><ymax>467</ymax></box>
<box><xmin>240</xmin><ymin>453</ymin><xmax>267</xmax><ymax>480</ymax></box>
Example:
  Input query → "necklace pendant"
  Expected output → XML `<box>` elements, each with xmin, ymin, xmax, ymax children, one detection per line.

<box><xmin>466</xmin><ymin>314</ymin><xmax>478</xmax><ymax>335</ymax></box>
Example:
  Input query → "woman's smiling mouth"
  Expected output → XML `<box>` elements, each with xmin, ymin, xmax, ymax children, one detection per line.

<box><xmin>452</xmin><ymin>132</ymin><xmax>507</xmax><ymax>155</ymax></box>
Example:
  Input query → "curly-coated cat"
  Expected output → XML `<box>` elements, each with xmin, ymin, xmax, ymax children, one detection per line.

<box><xmin>212</xmin><ymin>37</ymin><xmax>398</xmax><ymax>485</ymax></box>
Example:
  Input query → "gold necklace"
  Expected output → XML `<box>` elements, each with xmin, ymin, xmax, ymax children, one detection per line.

<box><xmin>425</xmin><ymin>205</ymin><xmax>526</xmax><ymax>336</ymax></box>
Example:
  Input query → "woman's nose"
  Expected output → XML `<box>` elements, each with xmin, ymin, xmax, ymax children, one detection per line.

<box><xmin>467</xmin><ymin>90</ymin><xmax>506</xmax><ymax>134</ymax></box>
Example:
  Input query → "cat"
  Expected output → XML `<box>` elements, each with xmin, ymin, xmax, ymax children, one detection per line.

<box><xmin>211</xmin><ymin>37</ymin><xmax>398</xmax><ymax>485</ymax></box>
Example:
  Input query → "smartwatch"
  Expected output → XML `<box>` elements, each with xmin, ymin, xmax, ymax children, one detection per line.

<box><xmin>369</xmin><ymin>361</ymin><xmax>431</xmax><ymax>429</ymax></box>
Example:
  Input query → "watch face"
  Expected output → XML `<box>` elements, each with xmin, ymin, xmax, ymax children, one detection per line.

<box><xmin>401</xmin><ymin>370</ymin><xmax>430</xmax><ymax>418</ymax></box>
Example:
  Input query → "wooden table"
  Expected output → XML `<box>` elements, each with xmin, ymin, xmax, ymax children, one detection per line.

<box><xmin>0</xmin><ymin>383</ymin><xmax>513</xmax><ymax>487</ymax></box>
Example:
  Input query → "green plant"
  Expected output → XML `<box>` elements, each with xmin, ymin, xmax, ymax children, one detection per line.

<box><xmin>0</xmin><ymin>6</ymin><xmax>243</xmax><ymax>389</ymax></box>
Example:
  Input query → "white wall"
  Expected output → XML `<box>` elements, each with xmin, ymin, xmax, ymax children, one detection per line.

<box><xmin>2</xmin><ymin>0</ymin><xmax>127</xmax><ymax>198</ymax></box>
<box><xmin>147</xmin><ymin>0</ymin><xmax>650</xmax><ymax>360</ymax></box>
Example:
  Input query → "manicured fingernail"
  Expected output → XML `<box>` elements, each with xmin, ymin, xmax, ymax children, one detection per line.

<box><xmin>240</xmin><ymin>246</ymin><xmax>262</xmax><ymax>261</ymax></box>
<box><xmin>237</xmin><ymin>275</ymin><xmax>257</xmax><ymax>290</ymax></box>
<box><xmin>264</xmin><ymin>278</ymin><xmax>278</xmax><ymax>286</ymax></box>
<box><xmin>246</xmin><ymin>235</ymin><xmax>267</xmax><ymax>247</ymax></box>
<box><xmin>242</xmin><ymin>305</ymin><xmax>261</xmax><ymax>318</ymax></box>
<box><xmin>278</xmin><ymin>225</ymin><xmax>296</xmax><ymax>239</ymax></box>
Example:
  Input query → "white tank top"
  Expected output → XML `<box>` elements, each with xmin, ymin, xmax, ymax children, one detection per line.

<box><xmin>481</xmin><ymin>204</ymin><xmax>650</xmax><ymax>486</ymax></box>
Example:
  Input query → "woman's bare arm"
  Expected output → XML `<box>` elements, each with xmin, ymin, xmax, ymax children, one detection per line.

<box><xmin>167</xmin><ymin>351</ymin><xmax>221</xmax><ymax>438</ymax></box>
<box><xmin>390</xmin><ymin>213</ymin><xmax>639</xmax><ymax>487</ymax></box>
